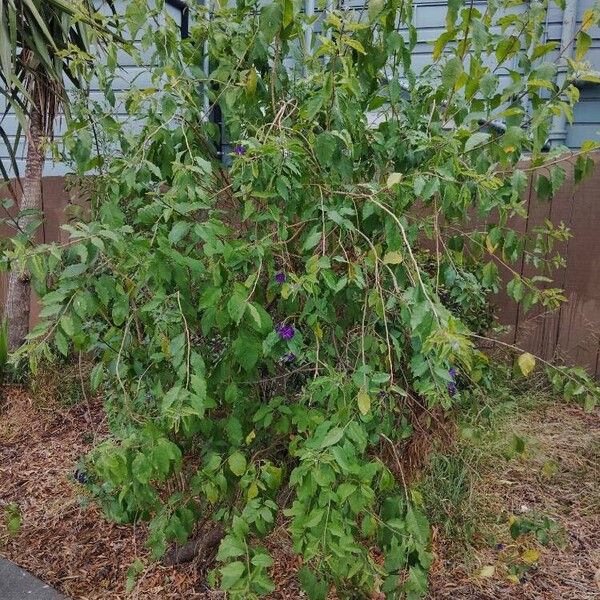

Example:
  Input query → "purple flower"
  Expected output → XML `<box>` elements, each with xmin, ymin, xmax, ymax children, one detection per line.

<box><xmin>449</xmin><ymin>367</ymin><xmax>457</xmax><ymax>380</ymax></box>
<box><xmin>233</xmin><ymin>145</ymin><xmax>246</xmax><ymax>155</ymax></box>
<box><xmin>74</xmin><ymin>469</ymin><xmax>88</xmax><ymax>484</ymax></box>
<box><xmin>276</xmin><ymin>324</ymin><xmax>295</xmax><ymax>341</ymax></box>
<box><xmin>282</xmin><ymin>352</ymin><xmax>296</xmax><ymax>363</ymax></box>
<box><xmin>274</xmin><ymin>272</ymin><xmax>286</xmax><ymax>284</ymax></box>
<box><xmin>447</xmin><ymin>382</ymin><xmax>457</xmax><ymax>397</ymax></box>
<box><xmin>496</xmin><ymin>543</ymin><xmax>505</xmax><ymax>551</ymax></box>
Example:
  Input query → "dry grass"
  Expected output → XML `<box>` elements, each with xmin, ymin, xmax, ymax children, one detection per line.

<box><xmin>428</xmin><ymin>394</ymin><xmax>600</xmax><ymax>599</ymax></box>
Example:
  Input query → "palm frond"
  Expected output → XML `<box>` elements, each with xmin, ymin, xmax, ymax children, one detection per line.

<box><xmin>0</xmin><ymin>0</ymin><xmax>118</xmax><ymax>182</ymax></box>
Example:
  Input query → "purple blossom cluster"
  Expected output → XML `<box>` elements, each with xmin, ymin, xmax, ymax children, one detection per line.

<box><xmin>274</xmin><ymin>271</ymin><xmax>286</xmax><ymax>284</ymax></box>
<box><xmin>276</xmin><ymin>323</ymin><xmax>295</xmax><ymax>341</ymax></box>
<box><xmin>447</xmin><ymin>367</ymin><xmax>458</xmax><ymax>397</ymax></box>
<box><xmin>233</xmin><ymin>145</ymin><xmax>246</xmax><ymax>155</ymax></box>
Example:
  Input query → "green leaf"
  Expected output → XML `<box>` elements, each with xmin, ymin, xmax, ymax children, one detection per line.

<box><xmin>55</xmin><ymin>329</ymin><xmax>68</xmax><ymax>356</ymax></box>
<box><xmin>314</xmin><ymin>132</ymin><xmax>337</xmax><ymax>167</ymax></box>
<box><xmin>251</xmin><ymin>552</ymin><xmax>274</xmax><ymax>568</ymax></box>
<box><xmin>367</xmin><ymin>0</ymin><xmax>385</xmax><ymax>23</ymax></box>
<box><xmin>228</xmin><ymin>452</ymin><xmax>247</xmax><ymax>476</ymax></box>
<box><xmin>220</xmin><ymin>561</ymin><xmax>246</xmax><ymax>589</ymax></box>
<box><xmin>168</xmin><ymin>221</ymin><xmax>190</xmax><ymax>245</ymax></box>
<box><xmin>60</xmin><ymin>314</ymin><xmax>75</xmax><ymax>336</ymax></box>
<box><xmin>227</xmin><ymin>289</ymin><xmax>247</xmax><ymax>325</ymax></box>
<box><xmin>464</xmin><ymin>132</ymin><xmax>490</xmax><ymax>152</ymax></box>
<box><xmin>232</xmin><ymin>330</ymin><xmax>261</xmax><ymax>372</ymax></box>
<box><xmin>90</xmin><ymin>363</ymin><xmax>104</xmax><ymax>391</ymax></box>
<box><xmin>61</xmin><ymin>263</ymin><xmax>87</xmax><ymax>278</ymax></box>
<box><xmin>303</xmin><ymin>227</ymin><xmax>322</xmax><ymax>251</ymax></box>
<box><xmin>112</xmin><ymin>294</ymin><xmax>129</xmax><ymax>326</ymax></box>
<box><xmin>298</xmin><ymin>566</ymin><xmax>328</xmax><ymax>600</ymax></box>
<box><xmin>550</xmin><ymin>166</ymin><xmax>566</xmax><ymax>195</ymax></box>
<box><xmin>441</xmin><ymin>57</ymin><xmax>463</xmax><ymax>89</ymax></box>
<box><xmin>132</xmin><ymin>452</ymin><xmax>152</xmax><ymax>484</ymax></box>
<box><xmin>259</xmin><ymin>3</ymin><xmax>282</xmax><ymax>41</ymax></box>
<box><xmin>320</xmin><ymin>427</ymin><xmax>344</xmax><ymax>448</ymax></box>
<box><xmin>507</xmin><ymin>277</ymin><xmax>525</xmax><ymax>302</ymax></box>
<box><xmin>406</xmin><ymin>507</ymin><xmax>430</xmax><ymax>545</ymax></box>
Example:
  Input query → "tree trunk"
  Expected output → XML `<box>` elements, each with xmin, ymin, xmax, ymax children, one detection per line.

<box><xmin>4</xmin><ymin>107</ymin><xmax>45</xmax><ymax>352</ymax></box>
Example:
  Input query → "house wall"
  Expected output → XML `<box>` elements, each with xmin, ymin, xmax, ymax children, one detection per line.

<box><xmin>0</xmin><ymin>0</ymin><xmax>186</xmax><ymax>178</ymax></box>
<box><xmin>1</xmin><ymin>1</ymin><xmax>599</xmax><ymax>178</ymax></box>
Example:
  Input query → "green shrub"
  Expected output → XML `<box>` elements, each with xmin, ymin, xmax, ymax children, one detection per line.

<box><xmin>11</xmin><ymin>0</ymin><xmax>600</xmax><ymax>597</ymax></box>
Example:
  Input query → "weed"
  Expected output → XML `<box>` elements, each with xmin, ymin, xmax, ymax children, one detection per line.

<box><xmin>3</xmin><ymin>502</ymin><xmax>21</xmax><ymax>537</ymax></box>
<box><xmin>29</xmin><ymin>355</ymin><xmax>91</xmax><ymax>408</ymax></box>
<box><xmin>420</xmin><ymin>454</ymin><xmax>474</xmax><ymax>548</ymax></box>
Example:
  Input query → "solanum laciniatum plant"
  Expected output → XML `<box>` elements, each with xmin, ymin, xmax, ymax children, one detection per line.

<box><xmin>15</xmin><ymin>0</ymin><xmax>600</xmax><ymax>597</ymax></box>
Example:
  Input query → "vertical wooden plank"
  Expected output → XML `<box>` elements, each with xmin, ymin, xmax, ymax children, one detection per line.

<box><xmin>515</xmin><ymin>161</ymin><xmax>575</xmax><ymax>360</ymax></box>
<box><xmin>513</xmin><ymin>172</ymin><xmax>553</xmax><ymax>356</ymax></box>
<box><xmin>493</xmin><ymin>171</ymin><xmax>534</xmax><ymax>345</ymax></box>
<box><xmin>0</xmin><ymin>177</ymin><xmax>70</xmax><ymax>329</ymax></box>
<box><xmin>537</xmin><ymin>165</ymin><xmax>576</xmax><ymax>362</ymax></box>
<box><xmin>29</xmin><ymin>177</ymin><xmax>71</xmax><ymax>327</ymax></box>
<box><xmin>555</xmin><ymin>154</ymin><xmax>600</xmax><ymax>372</ymax></box>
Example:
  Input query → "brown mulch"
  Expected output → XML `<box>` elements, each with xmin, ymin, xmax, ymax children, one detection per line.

<box><xmin>1</xmin><ymin>385</ymin><xmax>599</xmax><ymax>599</ymax></box>
<box><xmin>0</xmin><ymin>386</ymin><xmax>305</xmax><ymax>599</ymax></box>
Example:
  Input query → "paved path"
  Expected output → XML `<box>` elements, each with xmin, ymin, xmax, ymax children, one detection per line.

<box><xmin>0</xmin><ymin>559</ymin><xmax>67</xmax><ymax>599</ymax></box>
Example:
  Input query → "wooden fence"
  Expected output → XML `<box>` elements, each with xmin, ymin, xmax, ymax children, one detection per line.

<box><xmin>2</xmin><ymin>155</ymin><xmax>600</xmax><ymax>376</ymax></box>
<box><xmin>496</xmin><ymin>153</ymin><xmax>600</xmax><ymax>376</ymax></box>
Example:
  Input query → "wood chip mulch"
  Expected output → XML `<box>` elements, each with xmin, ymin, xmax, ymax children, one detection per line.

<box><xmin>0</xmin><ymin>386</ymin><xmax>307</xmax><ymax>599</ymax></box>
<box><xmin>1</xmin><ymin>385</ymin><xmax>599</xmax><ymax>599</ymax></box>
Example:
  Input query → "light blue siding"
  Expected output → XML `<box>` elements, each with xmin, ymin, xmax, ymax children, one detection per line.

<box><xmin>0</xmin><ymin>0</ymin><xmax>184</xmax><ymax>177</ymax></box>
<box><xmin>1</xmin><ymin>0</ymin><xmax>599</xmax><ymax>177</ymax></box>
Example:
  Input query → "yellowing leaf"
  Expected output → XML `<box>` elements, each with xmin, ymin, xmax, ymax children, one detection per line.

<box><xmin>506</xmin><ymin>574</ymin><xmax>520</xmax><ymax>584</ymax></box>
<box><xmin>245</xmin><ymin>430</ymin><xmax>256</xmax><ymax>445</ymax></box>
<box><xmin>479</xmin><ymin>565</ymin><xmax>495</xmax><ymax>578</ymax></box>
<box><xmin>383</xmin><ymin>251</ymin><xmax>403</xmax><ymax>265</ymax></box>
<box><xmin>342</xmin><ymin>36</ymin><xmax>366</xmax><ymax>54</ymax></box>
<box><xmin>386</xmin><ymin>172</ymin><xmax>403</xmax><ymax>187</ymax></box>
<box><xmin>521</xmin><ymin>548</ymin><xmax>540</xmax><ymax>565</ymax></box>
<box><xmin>357</xmin><ymin>388</ymin><xmax>371</xmax><ymax>415</ymax></box>
<box><xmin>517</xmin><ymin>352</ymin><xmax>536</xmax><ymax>377</ymax></box>
<box><xmin>314</xmin><ymin>321</ymin><xmax>323</xmax><ymax>340</ymax></box>
<box><xmin>582</xmin><ymin>8</ymin><xmax>598</xmax><ymax>32</ymax></box>
<box><xmin>245</xmin><ymin>68</ymin><xmax>257</xmax><ymax>96</ymax></box>
<box><xmin>247</xmin><ymin>481</ymin><xmax>259</xmax><ymax>499</ymax></box>
<box><xmin>485</xmin><ymin>235</ymin><xmax>498</xmax><ymax>254</ymax></box>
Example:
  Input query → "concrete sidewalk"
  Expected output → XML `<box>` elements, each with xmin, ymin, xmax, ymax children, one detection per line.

<box><xmin>0</xmin><ymin>559</ymin><xmax>67</xmax><ymax>599</ymax></box>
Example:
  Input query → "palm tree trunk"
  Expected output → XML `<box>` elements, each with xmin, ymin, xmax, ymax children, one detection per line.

<box><xmin>4</xmin><ymin>107</ymin><xmax>45</xmax><ymax>351</ymax></box>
